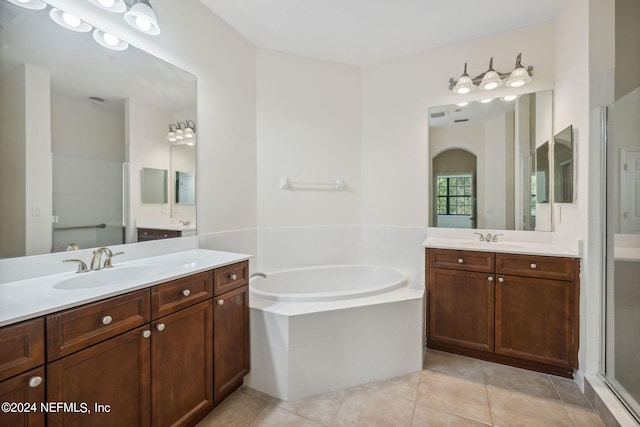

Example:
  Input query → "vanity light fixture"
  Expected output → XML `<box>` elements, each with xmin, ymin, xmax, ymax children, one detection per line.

<box><xmin>480</xmin><ymin>98</ymin><xmax>494</xmax><ymax>104</ymax></box>
<box><xmin>456</xmin><ymin>101</ymin><xmax>469</xmax><ymax>107</ymax></box>
<box><xmin>92</xmin><ymin>29</ymin><xmax>129</xmax><ymax>51</ymax></box>
<box><xmin>50</xmin><ymin>8</ymin><xmax>93</xmax><ymax>32</ymax></box>
<box><xmin>124</xmin><ymin>0</ymin><xmax>160</xmax><ymax>35</ymax></box>
<box><xmin>502</xmin><ymin>94</ymin><xmax>518</xmax><ymax>101</ymax></box>
<box><xmin>6</xmin><ymin>0</ymin><xmax>47</xmax><ymax>10</ymax></box>
<box><xmin>166</xmin><ymin>120</ymin><xmax>196</xmax><ymax>144</ymax></box>
<box><xmin>88</xmin><ymin>0</ymin><xmax>127</xmax><ymax>13</ymax></box>
<box><xmin>449</xmin><ymin>53</ymin><xmax>533</xmax><ymax>94</ymax></box>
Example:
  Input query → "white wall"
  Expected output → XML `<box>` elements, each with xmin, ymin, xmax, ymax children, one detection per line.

<box><xmin>256</xmin><ymin>49</ymin><xmax>362</xmax><ymax>228</ymax></box>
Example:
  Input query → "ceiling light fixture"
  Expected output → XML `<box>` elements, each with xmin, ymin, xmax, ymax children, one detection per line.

<box><xmin>92</xmin><ymin>29</ymin><xmax>129</xmax><ymax>51</ymax></box>
<box><xmin>449</xmin><ymin>53</ymin><xmax>533</xmax><ymax>94</ymax></box>
<box><xmin>88</xmin><ymin>0</ymin><xmax>127</xmax><ymax>13</ymax></box>
<box><xmin>166</xmin><ymin>120</ymin><xmax>196</xmax><ymax>144</ymax></box>
<box><xmin>124</xmin><ymin>0</ymin><xmax>160</xmax><ymax>35</ymax></box>
<box><xmin>6</xmin><ymin>0</ymin><xmax>47</xmax><ymax>10</ymax></box>
<box><xmin>50</xmin><ymin>8</ymin><xmax>93</xmax><ymax>32</ymax></box>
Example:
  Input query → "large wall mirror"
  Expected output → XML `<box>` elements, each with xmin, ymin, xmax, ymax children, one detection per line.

<box><xmin>0</xmin><ymin>1</ymin><xmax>197</xmax><ymax>259</ymax></box>
<box><xmin>428</xmin><ymin>90</ymin><xmax>553</xmax><ymax>231</ymax></box>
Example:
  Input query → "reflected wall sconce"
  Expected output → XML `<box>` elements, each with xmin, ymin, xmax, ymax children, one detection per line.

<box><xmin>50</xmin><ymin>8</ymin><xmax>93</xmax><ymax>32</ymax></box>
<box><xmin>450</xmin><ymin>53</ymin><xmax>533</xmax><ymax>94</ymax></box>
<box><xmin>124</xmin><ymin>0</ymin><xmax>160</xmax><ymax>35</ymax></box>
<box><xmin>88</xmin><ymin>0</ymin><xmax>127</xmax><ymax>13</ymax></box>
<box><xmin>166</xmin><ymin>120</ymin><xmax>196</xmax><ymax>145</ymax></box>
<box><xmin>6</xmin><ymin>0</ymin><xmax>47</xmax><ymax>10</ymax></box>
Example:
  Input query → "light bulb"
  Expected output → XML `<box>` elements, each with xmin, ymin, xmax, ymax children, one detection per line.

<box><xmin>484</xmin><ymin>82</ymin><xmax>498</xmax><ymax>90</ymax></box>
<box><xmin>481</xmin><ymin>98</ymin><xmax>494</xmax><ymax>104</ymax></box>
<box><xmin>456</xmin><ymin>102</ymin><xmax>469</xmax><ymax>107</ymax></box>
<box><xmin>99</xmin><ymin>0</ymin><xmax>115</xmax><ymax>7</ymax></box>
<box><xmin>136</xmin><ymin>16</ymin><xmax>152</xmax><ymax>31</ymax></box>
<box><xmin>103</xmin><ymin>33</ymin><xmax>120</xmax><ymax>47</ymax></box>
<box><xmin>509</xmin><ymin>79</ymin><xmax>525</xmax><ymax>87</ymax></box>
<box><xmin>502</xmin><ymin>95</ymin><xmax>517</xmax><ymax>101</ymax></box>
<box><xmin>62</xmin><ymin>12</ymin><xmax>81</xmax><ymax>28</ymax></box>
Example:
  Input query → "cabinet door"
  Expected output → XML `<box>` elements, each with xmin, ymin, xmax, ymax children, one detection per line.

<box><xmin>495</xmin><ymin>275</ymin><xmax>575</xmax><ymax>367</ymax></box>
<box><xmin>151</xmin><ymin>300</ymin><xmax>213</xmax><ymax>427</ymax></box>
<box><xmin>47</xmin><ymin>326</ymin><xmax>151</xmax><ymax>427</ymax></box>
<box><xmin>428</xmin><ymin>268</ymin><xmax>495</xmax><ymax>352</ymax></box>
<box><xmin>0</xmin><ymin>367</ymin><xmax>45</xmax><ymax>427</ymax></box>
<box><xmin>213</xmin><ymin>285</ymin><xmax>249</xmax><ymax>402</ymax></box>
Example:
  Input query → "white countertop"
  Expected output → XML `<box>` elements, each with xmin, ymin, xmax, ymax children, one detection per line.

<box><xmin>422</xmin><ymin>228</ymin><xmax>582</xmax><ymax>258</ymax></box>
<box><xmin>0</xmin><ymin>249</ymin><xmax>251</xmax><ymax>327</ymax></box>
<box><xmin>138</xmin><ymin>224</ymin><xmax>196</xmax><ymax>231</ymax></box>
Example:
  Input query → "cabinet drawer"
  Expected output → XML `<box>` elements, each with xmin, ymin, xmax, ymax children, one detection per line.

<box><xmin>214</xmin><ymin>261</ymin><xmax>249</xmax><ymax>296</ymax></box>
<box><xmin>137</xmin><ymin>228</ymin><xmax>181</xmax><ymax>241</ymax></box>
<box><xmin>428</xmin><ymin>248</ymin><xmax>495</xmax><ymax>273</ymax></box>
<box><xmin>0</xmin><ymin>318</ymin><xmax>45</xmax><ymax>382</ymax></box>
<box><xmin>496</xmin><ymin>253</ymin><xmax>577</xmax><ymax>281</ymax></box>
<box><xmin>152</xmin><ymin>271</ymin><xmax>213</xmax><ymax>319</ymax></box>
<box><xmin>46</xmin><ymin>289</ymin><xmax>150</xmax><ymax>361</ymax></box>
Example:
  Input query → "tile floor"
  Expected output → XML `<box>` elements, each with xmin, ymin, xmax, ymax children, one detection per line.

<box><xmin>197</xmin><ymin>349</ymin><xmax>605</xmax><ymax>426</ymax></box>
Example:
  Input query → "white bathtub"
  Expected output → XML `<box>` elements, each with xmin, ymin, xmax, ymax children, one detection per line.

<box><xmin>245</xmin><ymin>264</ymin><xmax>424</xmax><ymax>401</ymax></box>
<box><xmin>249</xmin><ymin>265</ymin><xmax>408</xmax><ymax>302</ymax></box>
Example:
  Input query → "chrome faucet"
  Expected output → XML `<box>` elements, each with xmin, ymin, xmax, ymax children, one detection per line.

<box><xmin>485</xmin><ymin>233</ymin><xmax>492</xmax><ymax>243</ymax></box>
<box><xmin>64</xmin><ymin>247</ymin><xmax>124</xmax><ymax>273</ymax></box>
<box><xmin>90</xmin><ymin>248</ymin><xmax>110</xmax><ymax>270</ymax></box>
<box><xmin>63</xmin><ymin>259</ymin><xmax>89</xmax><ymax>273</ymax></box>
<box><xmin>491</xmin><ymin>234</ymin><xmax>504</xmax><ymax>242</ymax></box>
<box><xmin>473</xmin><ymin>232</ymin><xmax>485</xmax><ymax>242</ymax></box>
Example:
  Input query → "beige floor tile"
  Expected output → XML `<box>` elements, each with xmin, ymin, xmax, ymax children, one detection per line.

<box><xmin>330</xmin><ymin>386</ymin><xmax>415</xmax><ymax>427</ymax></box>
<box><xmin>241</xmin><ymin>385</ymin><xmax>277</xmax><ymax>404</ymax></box>
<box><xmin>196</xmin><ymin>388</ymin><xmax>269</xmax><ymax>427</ymax></box>
<box><xmin>483</xmin><ymin>361</ymin><xmax>561</xmax><ymax>401</ymax></box>
<box><xmin>364</xmin><ymin>372</ymin><xmax>421</xmax><ymax>402</ymax></box>
<box><xmin>274</xmin><ymin>390</ymin><xmax>346</xmax><ymax>425</ymax></box>
<box><xmin>412</xmin><ymin>403</ymin><xmax>491</xmax><ymax>426</ymax></box>
<box><xmin>549</xmin><ymin>376</ymin><xmax>592</xmax><ymax>409</ymax></box>
<box><xmin>417</xmin><ymin>370</ymin><xmax>492</xmax><ymax>424</ymax></box>
<box><xmin>564</xmin><ymin>405</ymin><xmax>605</xmax><ymax>427</ymax></box>
<box><xmin>424</xmin><ymin>350</ymin><xmax>485</xmax><ymax>382</ymax></box>
<box><xmin>250</xmin><ymin>404</ymin><xmax>320</xmax><ymax>427</ymax></box>
<box><xmin>487</xmin><ymin>384</ymin><xmax>573</xmax><ymax>426</ymax></box>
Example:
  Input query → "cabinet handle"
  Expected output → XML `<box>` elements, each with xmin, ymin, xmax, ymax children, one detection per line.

<box><xmin>488</xmin><ymin>276</ymin><xmax>494</xmax><ymax>282</ymax></box>
<box><xmin>101</xmin><ymin>315</ymin><xmax>113</xmax><ymax>325</ymax></box>
<box><xmin>142</xmin><ymin>330</ymin><xmax>151</xmax><ymax>339</ymax></box>
<box><xmin>530</xmin><ymin>263</ymin><xmax>537</xmax><ymax>269</ymax></box>
<box><xmin>163</xmin><ymin>234</ymin><xmax>168</xmax><ymax>238</ymax></box>
<box><xmin>457</xmin><ymin>258</ymin><xmax>464</xmax><ymax>264</ymax></box>
<box><xmin>230</xmin><ymin>274</ymin><xmax>238</xmax><ymax>280</ymax></box>
<box><xmin>498</xmin><ymin>277</ymin><xmax>504</xmax><ymax>283</ymax></box>
<box><xmin>182</xmin><ymin>289</ymin><xmax>191</xmax><ymax>297</ymax></box>
<box><xmin>28</xmin><ymin>376</ymin><xmax>43</xmax><ymax>388</ymax></box>
<box><xmin>156</xmin><ymin>323</ymin><xmax>166</xmax><ymax>332</ymax></box>
<box><xmin>217</xmin><ymin>299</ymin><xmax>225</xmax><ymax>306</ymax></box>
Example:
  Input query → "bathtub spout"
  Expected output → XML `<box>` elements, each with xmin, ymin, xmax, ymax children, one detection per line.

<box><xmin>250</xmin><ymin>272</ymin><xmax>267</xmax><ymax>279</ymax></box>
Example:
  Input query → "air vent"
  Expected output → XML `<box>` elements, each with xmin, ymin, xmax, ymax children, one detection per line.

<box><xmin>430</xmin><ymin>111</ymin><xmax>445</xmax><ymax>118</ymax></box>
<box><xmin>454</xmin><ymin>118</ymin><xmax>469</xmax><ymax>123</ymax></box>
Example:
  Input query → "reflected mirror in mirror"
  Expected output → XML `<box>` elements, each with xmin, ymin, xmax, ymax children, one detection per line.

<box><xmin>141</xmin><ymin>168</ymin><xmax>168</xmax><ymax>204</ymax></box>
<box><xmin>428</xmin><ymin>90</ymin><xmax>553</xmax><ymax>231</ymax></box>
<box><xmin>0</xmin><ymin>1</ymin><xmax>197</xmax><ymax>258</ymax></box>
<box><xmin>536</xmin><ymin>142</ymin><xmax>550</xmax><ymax>203</ymax></box>
<box><xmin>554</xmin><ymin>125</ymin><xmax>574</xmax><ymax>203</ymax></box>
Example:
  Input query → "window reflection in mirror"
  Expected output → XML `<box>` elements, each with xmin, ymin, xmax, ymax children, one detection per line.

<box><xmin>553</xmin><ymin>125</ymin><xmax>574</xmax><ymax>203</ymax></box>
<box><xmin>428</xmin><ymin>90</ymin><xmax>553</xmax><ymax>231</ymax></box>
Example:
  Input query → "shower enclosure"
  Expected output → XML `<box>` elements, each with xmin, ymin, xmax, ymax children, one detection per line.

<box><xmin>604</xmin><ymin>86</ymin><xmax>640</xmax><ymax>422</ymax></box>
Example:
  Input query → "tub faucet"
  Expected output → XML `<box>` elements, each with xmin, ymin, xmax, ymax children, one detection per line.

<box><xmin>250</xmin><ymin>272</ymin><xmax>267</xmax><ymax>279</ymax></box>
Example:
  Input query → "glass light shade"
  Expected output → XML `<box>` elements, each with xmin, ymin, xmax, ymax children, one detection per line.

<box><xmin>502</xmin><ymin>95</ymin><xmax>518</xmax><ymax>101</ymax></box>
<box><xmin>505</xmin><ymin>67</ymin><xmax>532</xmax><ymax>88</ymax></box>
<box><xmin>6</xmin><ymin>0</ymin><xmax>47</xmax><ymax>10</ymax></box>
<box><xmin>453</xmin><ymin>75</ymin><xmax>475</xmax><ymax>95</ymax></box>
<box><xmin>456</xmin><ymin>102</ymin><xmax>469</xmax><ymax>107</ymax></box>
<box><xmin>124</xmin><ymin>0</ymin><xmax>160</xmax><ymax>35</ymax></box>
<box><xmin>480</xmin><ymin>98</ymin><xmax>494</xmax><ymax>104</ymax></box>
<box><xmin>184</xmin><ymin>126</ymin><xmax>194</xmax><ymax>138</ymax></box>
<box><xmin>88</xmin><ymin>0</ymin><xmax>127</xmax><ymax>13</ymax></box>
<box><xmin>175</xmin><ymin>129</ymin><xmax>184</xmax><ymax>140</ymax></box>
<box><xmin>50</xmin><ymin>8</ymin><xmax>93</xmax><ymax>32</ymax></box>
<box><xmin>92</xmin><ymin>29</ymin><xmax>129</xmax><ymax>51</ymax></box>
<box><xmin>479</xmin><ymin>69</ymin><xmax>503</xmax><ymax>90</ymax></box>
<box><xmin>166</xmin><ymin>131</ymin><xmax>176</xmax><ymax>142</ymax></box>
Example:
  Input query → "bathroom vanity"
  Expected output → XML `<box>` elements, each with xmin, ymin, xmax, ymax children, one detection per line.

<box><xmin>0</xmin><ymin>251</ymin><xmax>249</xmax><ymax>427</ymax></box>
<box><xmin>424</xmin><ymin>233</ymin><xmax>581</xmax><ymax>378</ymax></box>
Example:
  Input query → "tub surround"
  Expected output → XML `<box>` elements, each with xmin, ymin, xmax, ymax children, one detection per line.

<box><xmin>0</xmin><ymin>248</ymin><xmax>251</xmax><ymax>327</ymax></box>
<box><xmin>423</xmin><ymin>227</ymin><xmax>583</xmax><ymax>258</ymax></box>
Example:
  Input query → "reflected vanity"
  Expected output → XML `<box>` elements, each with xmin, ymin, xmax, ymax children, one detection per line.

<box><xmin>0</xmin><ymin>1</ymin><xmax>197</xmax><ymax>258</ymax></box>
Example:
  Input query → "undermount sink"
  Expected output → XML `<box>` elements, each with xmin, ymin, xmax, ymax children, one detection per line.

<box><xmin>54</xmin><ymin>265</ymin><xmax>168</xmax><ymax>290</ymax></box>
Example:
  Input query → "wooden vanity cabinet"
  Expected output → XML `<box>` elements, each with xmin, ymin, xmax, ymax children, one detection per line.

<box><xmin>137</xmin><ymin>228</ymin><xmax>182</xmax><ymax>242</ymax></box>
<box><xmin>213</xmin><ymin>261</ymin><xmax>250</xmax><ymax>403</ymax></box>
<box><xmin>0</xmin><ymin>319</ymin><xmax>45</xmax><ymax>427</ymax></box>
<box><xmin>426</xmin><ymin>248</ymin><xmax>579</xmax><ymax>377</ymax></box>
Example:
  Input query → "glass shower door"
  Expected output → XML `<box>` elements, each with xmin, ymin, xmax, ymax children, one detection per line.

<box><xmin>604</xmin><ymin>86</ymin><xmax>640</xmax><ymax>421</ymax></box>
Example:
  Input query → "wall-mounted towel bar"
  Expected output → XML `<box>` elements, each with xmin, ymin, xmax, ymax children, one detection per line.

<box><xmin>54</xmin><ymin>223</ymin><xmax>107</xmax><ymax>231</ymax></box>
<box><xmin>280</xmin><ymin>177</ymin><xmax>345</xmax><ymax>191</ymax></box>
